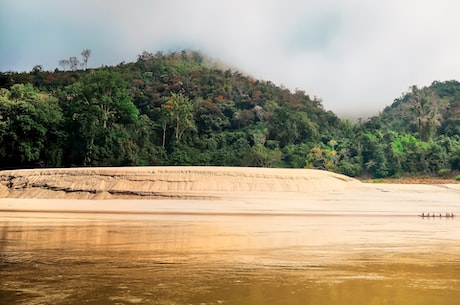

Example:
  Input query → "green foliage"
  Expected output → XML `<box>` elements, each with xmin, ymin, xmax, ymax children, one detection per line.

<box><xmin>455</xmin><ymin>175</ymin><xmax>460</xmax><ymax>181</ymax></box>
<box><xmin>305</xmin><ymin>140</ymin><xmax>339</xmax><ymax>171</ymax></box>
<box><xmin>244</xmin><ymin>144</ymin><xmax>282</xmax><ymax>167</ymax></box>
<box><xmin>61</xmin><ymin>71</ymin><xmax>140</xmax><ymax>166</ymax></box>
<box><xmin>2</xmin><ymin>51</ymin><xmax>460</xmax><ymax>178</ymax></box>
<box><xmin>163</xmin><ymin>92</ymin><xmax>195</xmax><ymax>142</ymax></box>
<box><xmin>282</xmin><ymin>144</ymin><xmax>312</xmax><ymax>168</ymax></box>
<box><xmin>0</xmin><ymin>84</ymin><xmax>63</xmax><ymax>167</ymax></box>
<box><xmin>438</xmin><ymin>168</ymin><xmax>451</xmax><ymax>178</ymax></box>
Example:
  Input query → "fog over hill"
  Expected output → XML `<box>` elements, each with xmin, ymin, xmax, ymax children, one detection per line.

<box><xmin>2</xmin><ymin>0</ymin><xmax>460</xmax><ymax>118</ymax></box>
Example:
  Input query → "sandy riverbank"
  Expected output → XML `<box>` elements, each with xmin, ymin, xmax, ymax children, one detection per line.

<box><xmin>0</xmin><ymin>166</ymin><xmax>459</xmax><ymax>216</ymax></box>
<box><xmin>0</xmin><ymin>166</ymin><xmax>359</xmax><ymax>200</ymax></box>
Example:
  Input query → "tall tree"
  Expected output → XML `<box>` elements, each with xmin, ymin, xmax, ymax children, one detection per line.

<box><xmin>163</xmin><ymin>92</ymin><xmax>195</xmax><ymax>142</ymax></box>
<box><xmin>80</xmin><ymin>49</ymin><xmax>91</xmax><ymax>70</ymax></box>
<box><xmin>68</xmin><ymin>57</ymin><xmax>80</xmax><ymax>71</ymax></box>
<box><xmin>62</xmin><ymin>71</ymin><xmax>139</xmax><ymax>165</ymax></box>
<box><xmin>401</xmin><ymin>86</ymin><xmax>447</xmax><ymax>141</ymax></box>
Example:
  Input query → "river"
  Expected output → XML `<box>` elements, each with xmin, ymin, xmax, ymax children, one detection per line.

<box><xmin>1</xmin><ymin>210</ymin><xmax>460</xmax><ymax>305</ymax></box>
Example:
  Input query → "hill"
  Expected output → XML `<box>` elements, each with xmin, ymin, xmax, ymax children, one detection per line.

<box><xmin>0</xmin><ymin>51</ymin><xmax>340</xmax><ymax>169</ymax></box>
<box><xmin>0</xmin><ymin>50</ymin><xmax>459</xmax><ymax>179</ymax></box>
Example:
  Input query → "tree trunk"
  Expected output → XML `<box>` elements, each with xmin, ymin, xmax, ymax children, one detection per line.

<box><xmin>162</xmin><ymin>120</ymin><xmax>167</xmax><ymax>148</ymax></box>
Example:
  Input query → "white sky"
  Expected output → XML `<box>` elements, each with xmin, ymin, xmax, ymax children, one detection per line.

<box><xmin>1</xmin><ymin>0</ymin><xmax>460</xmax><ymax>118</ymax></box>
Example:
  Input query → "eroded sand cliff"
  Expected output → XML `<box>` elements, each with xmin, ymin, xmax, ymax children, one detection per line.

<box><xmin>0</xmin><ymin>166</ymin><xmax>359</xmax><ymax>200</ymax></box>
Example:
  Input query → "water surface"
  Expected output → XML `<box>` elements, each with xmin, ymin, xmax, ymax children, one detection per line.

<box><xmin>1</xmin><ymin>211</ymin><xmax>459</xmax><ymax>304</ymax></box>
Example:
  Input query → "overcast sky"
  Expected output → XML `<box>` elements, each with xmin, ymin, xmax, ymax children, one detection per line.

<box><xmin>1</xmin><ymin>0</ymin><xmax>460</xmax><ymax>118</ymax></box>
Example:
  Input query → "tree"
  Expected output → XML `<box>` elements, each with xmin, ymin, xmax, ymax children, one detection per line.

<box><xmin>305</xmin><ymin>140</ymin><xmax>339</xmax><ymax>171</ymax></box>
<box><xmin>162</xmin><ymin>92</ymin><xmax>195</xmax><ymax>142</ymax></box>
<box><xmin>392</xmin><ymin>134</ymin><xmax>430</xmax><ymax>174</ymax></box>
<box><xmin>159</xmin><ymin>106</ymin><xmax>172</xmax><ymax>148</ymax></box>
<box><xmin>32</xmin><ymin>65</ymin><xmax>43</xmax><ymax>73</ymax></box>
<box><xmin>267</xmin><ymin>107</ymin><xmax>318</xmax><ymax>147</ymax></box>
<box><xmin>244</xmin><ymin>144</ymin><xmax>282</xmax><ymax>167</ymax></box>
<box><xmin>62</xmin><ymin>71</ymin><xmax>139</xmax><ymax>165</ymax></box>
<box><xmin>402</xmin><ymin>86</ymin><xmax>447</xmax><ymax>141</ymax></box>
<box><xmin>68</xmin><ymin>57</ymin><xmax>80</xmax><ymax>71</ymax></box>
<box><xmin>59</xmin><ymin>59</ymin><xmax>70</xmax><ymax>71</ymax></box>
<box><xmin>80</xmin><ymin>49</ymin><xmax>91</xmax><ymax>70</ymax></box>
<box><xmin>0</xmin><ymin>84</ymin><xmax>63</xmax><ymax>168</ymax></box>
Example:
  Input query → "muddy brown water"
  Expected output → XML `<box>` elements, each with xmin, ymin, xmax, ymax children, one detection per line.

<box><xmin>1</xmin><ymin>210</ymin><xmax>460</xmax><ymax>305</ymax></box>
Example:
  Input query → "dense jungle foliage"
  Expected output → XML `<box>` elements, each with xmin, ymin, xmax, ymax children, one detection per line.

<box><xmin>1</xmin><ymin>50</ymin><xmax>459</xmax><ymax>178</ymax></box>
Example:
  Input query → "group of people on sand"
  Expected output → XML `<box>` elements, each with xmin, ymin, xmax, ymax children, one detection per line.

<box><xmin>420</xmin><ymin>212</ymin><xmax>455</xmax><ymax>218</ymax></box>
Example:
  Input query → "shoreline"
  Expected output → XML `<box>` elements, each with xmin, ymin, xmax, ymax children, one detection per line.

<box><xmin>361</xmin><ymin>177</ymin><xmax>460</xmax><ymax>184</ymax></box>
<box><xmin>1</xmin><ymin>183</ymin><xmax>459</xmax><ymax>218</ymax></box>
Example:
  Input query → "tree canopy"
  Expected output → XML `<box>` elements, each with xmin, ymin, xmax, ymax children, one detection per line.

<box><xmin>1</xmin><ymin>50</ymin><xmax>459</xmax><ymax>179</ymax></box>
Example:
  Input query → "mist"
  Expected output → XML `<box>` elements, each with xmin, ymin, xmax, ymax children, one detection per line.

<box><xmin>1</xmin><ymin>0</ymin><xmax>460</xmax><ymax>117</ymax></box>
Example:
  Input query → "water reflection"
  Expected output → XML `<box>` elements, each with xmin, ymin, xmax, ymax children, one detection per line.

<box><xmin>1</xmin><ymin>212</ymin><xmax>460</xmax><ymax>304</ymax></box>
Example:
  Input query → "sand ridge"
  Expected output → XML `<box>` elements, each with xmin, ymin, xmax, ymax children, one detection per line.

<box><xmin>0</xmin><ymin>166</ymin><xmax>360</xmax><ymax>200</ymax></box>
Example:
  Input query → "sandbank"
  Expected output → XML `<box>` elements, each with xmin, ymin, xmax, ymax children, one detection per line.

<box><xmin>0</xmin><ymin>166</ymin><xmax>459</xmax><ymax>217</ymax></box>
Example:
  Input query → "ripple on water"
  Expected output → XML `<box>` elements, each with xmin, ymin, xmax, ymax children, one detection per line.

<box><xmin>1</xmin><ymin>213</ymin><xmax>460</xmax><ymax>305</ymax></box>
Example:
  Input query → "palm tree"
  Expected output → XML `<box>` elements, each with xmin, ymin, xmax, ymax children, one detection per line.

<box><xmin>403</xmin><ymin>86</ymin><xmax>447</xmax><ymax>141</ymax></box>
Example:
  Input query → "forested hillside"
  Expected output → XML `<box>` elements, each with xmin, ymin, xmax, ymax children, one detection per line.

<box><xmin>1</xmin><ymin>50</ymin><xmax>459</xmax><ymax>179</ymax></box>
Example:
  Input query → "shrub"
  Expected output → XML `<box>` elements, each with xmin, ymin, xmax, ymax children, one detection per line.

<box><xmin>438</xmin><ymin>168</ymin><xmax>451</xmax><ymax>178</ymax></box>
<box><xmin>455</xmin><ymin>175</ymin><xmax>460</xmax><ymax>181</ymax></box>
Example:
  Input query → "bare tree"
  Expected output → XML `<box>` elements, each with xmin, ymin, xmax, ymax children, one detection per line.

<box><xmin>80</xmin><ymin>49</ymin><xmax>91</xmax><ymax>70</ymax></box>
<box><xmin>68</xmin><ymin>56</ymin><xmax>80</xmax><ymax>71</ymax></box>
<box><xmin>58</xmin><ymin>59</ymin><xmax>70</xmax><ymax>71</ymax></box>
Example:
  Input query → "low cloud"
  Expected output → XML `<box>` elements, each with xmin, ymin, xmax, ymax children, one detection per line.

<box><xmin>1</xmin><ymin>0</ymin><xmax>460</xmax><ymax>117</ymax></box>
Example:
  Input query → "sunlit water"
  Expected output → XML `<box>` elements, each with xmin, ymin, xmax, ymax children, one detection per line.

<box><xmin>1</xmin><ymin>210</ymin><xmax>460</xmax><ymax>305</ymax></box>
